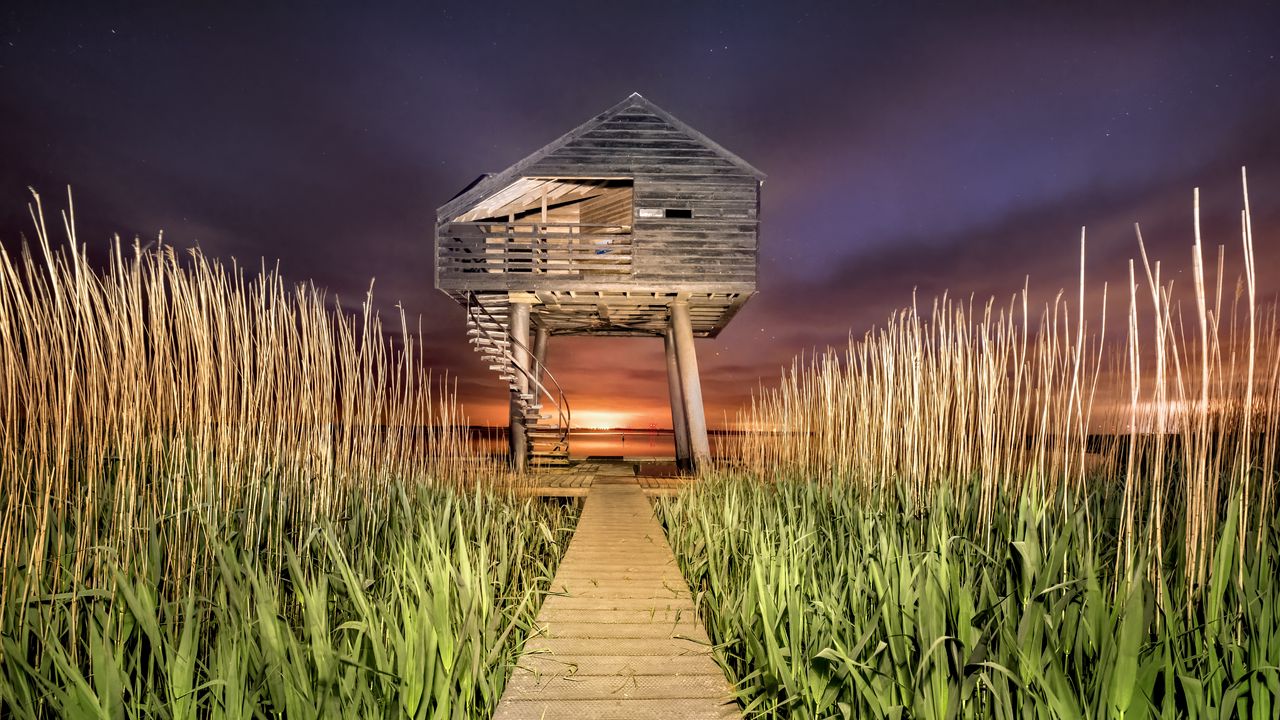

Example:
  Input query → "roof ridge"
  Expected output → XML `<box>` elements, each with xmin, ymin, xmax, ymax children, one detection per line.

<box><xmin>436</xmin><ymin>94</ymin><xmax>763</xmax><ymax>220</ymax></box>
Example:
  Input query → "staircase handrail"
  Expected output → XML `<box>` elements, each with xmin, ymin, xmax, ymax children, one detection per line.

<box><xmin>466</xmin><ymin>292</ymin><xmax>571</xmax><ymax>450</ymax></box>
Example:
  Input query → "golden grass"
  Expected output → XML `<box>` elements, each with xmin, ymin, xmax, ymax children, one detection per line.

<box><xmin>722</xmin><ymin>170</ymin><xmax>1279</xmax><ymax>590</ymax></box>
<box><xmin>0</xmin><ymin>190</ymin><xmax>507</xmax><ymax>619</ymax></box>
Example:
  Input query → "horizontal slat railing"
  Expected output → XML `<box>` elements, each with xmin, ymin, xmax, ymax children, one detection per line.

<box><xmin>438</xmin><ymin>223</ymin><xmax>632</xmax><ymax>276</ymax></box>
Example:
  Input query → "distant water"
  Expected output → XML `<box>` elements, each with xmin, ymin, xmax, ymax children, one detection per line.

<box><xmin>469</xmin><ymin>428</ymin><xmax>733</xmax><ymax>459</ymax></box>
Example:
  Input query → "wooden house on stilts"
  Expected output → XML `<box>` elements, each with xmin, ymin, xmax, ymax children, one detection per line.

<box><xmin>435</xmin><ymin>93</ymin><xmax>763</xmax><ymax>471</ymax></box>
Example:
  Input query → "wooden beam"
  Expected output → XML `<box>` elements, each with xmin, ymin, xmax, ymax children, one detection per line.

<box><xmin>669</xmin><ymin>301</ymin><xmax>710</xmax><ymax>468</ymax></box>
<box><xmin>508</xmin><ymin>301</ymin><xmax>532</xmax><ymax>471</ymax></box>
<box><xmin>532</xmin><ymin>325</ymin><xmax>549</xmax><ymax>387</ymax></box>
<box><xmin>664</xmin><ymin>328</ymin><xmax>692</xmax><ymax>470</ymax></box>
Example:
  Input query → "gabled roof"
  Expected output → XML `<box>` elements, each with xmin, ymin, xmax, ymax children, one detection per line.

<box><xmin>437</xmin><ymin>93</ymin><xmax>765</xmax><ymax>222</ymax></box>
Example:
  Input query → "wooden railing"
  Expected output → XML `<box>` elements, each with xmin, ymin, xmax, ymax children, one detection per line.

<box><xmin>438</xmin><ymin>222</ymin><xmax>632</xmax><ymax>277</ymax></box>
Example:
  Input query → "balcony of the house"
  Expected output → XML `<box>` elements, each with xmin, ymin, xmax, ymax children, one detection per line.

<box><xmin>436</xmin><ymin>177</ymin><xmax>634</xmax><ymax>290</ymax></box>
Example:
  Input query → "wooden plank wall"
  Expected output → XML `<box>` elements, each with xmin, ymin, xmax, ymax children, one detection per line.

<box><xmin>530</xmin><ymin>108</ymin><xmax>758</xmax><ymax>289</ymax></box>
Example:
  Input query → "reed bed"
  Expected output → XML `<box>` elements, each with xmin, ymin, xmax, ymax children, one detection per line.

<box><xmin>0</xmin><ymin>191</ymin><xmax>577</xmax><ymax>717</ymax></box>
<box><xmin>662</xmin><ymin>476</ymin><xmax>1278</xmax><ymax>718</ymax></box>
<box><xmin>659</xmin><ymin>173</ymin><xmax>1280</xmax><ymax>717</ymax></box>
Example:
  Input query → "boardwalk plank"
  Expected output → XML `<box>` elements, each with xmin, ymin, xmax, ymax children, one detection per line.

<box><xmin>502</xmin><ymin>673</ymin><xmax>731</xmax><ymax>700</ymax></box>
<box><xmin>534</xmin><ymin>620</ymin><xmax>710</xmax><ymax>641</ymax></box>
<box><xmin>538</xmin><ymin>608</ymin><xmax>697</xmax><ymax>623</ymax></box>
<box><xmin>538</xmin><ymin>596</ymin><xmax>693</xmax><ymax>612</ymax></box>
<box><xmin>493</xmin><ymin>698</ymin><xmax>740</xmax><ymax>720</ymax></box>
<box><xmin>513</xmin><ymin>654</ymin><xmax>722</xmax><ymax>677</ymax></box>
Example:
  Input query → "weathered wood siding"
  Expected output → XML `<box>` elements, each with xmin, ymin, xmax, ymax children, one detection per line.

<box><xmin>436</xmin><ymin>99</ymin><xmax>760</xmax><ymax>295</ymax></box>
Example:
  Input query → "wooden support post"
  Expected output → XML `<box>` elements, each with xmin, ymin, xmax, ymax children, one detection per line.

<box><xmin>670</xmin><ymin>301</ymin><xmax>711</xmax><ymax>469</ymax></box>
<box><xmin>508</xmin><ymin>301</ymin><xmax>532</xmax><ymax>471</ymax></box>
<box><xmin>664</xmin><ymin>328</ymin><xmax>692</xmax><ymax>470</ymax></box>
<box><xmin>532</xmin><ymin>325</ymin><xmax>549</xmax><ymax>387</ymax></box>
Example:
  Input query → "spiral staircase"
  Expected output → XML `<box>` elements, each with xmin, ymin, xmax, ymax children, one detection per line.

<box><xmin>466</xmin><ymin>292</ymin><xmax>571</xmax><ymax>467</ymax></box>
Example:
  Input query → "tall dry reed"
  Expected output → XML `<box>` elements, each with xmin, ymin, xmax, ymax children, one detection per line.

<box><xmin>723</xmin><ymin>170</ymin><xmax>1279</xmax><ymax>587</ymax></box>
<box><xmin>664</xmin><ymin>173</ymin><xmax>1280</xmax><ymax>717</ymax></box>
<box><xmin>0</xmin><ymin>190</ymin><xmax>504</xmax><ymax>619</ymax></box>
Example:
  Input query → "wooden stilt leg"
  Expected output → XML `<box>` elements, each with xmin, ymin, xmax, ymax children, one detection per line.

<box><xmin>532</xmin><ymin>325</ymin><xmax>549</xmax><ymax>387</ymax></box>
<box><xmin>508</xmin><ymin>301</ymin><xmax>531</xmax><ymax>471</ymax></box>
<box><xmin>664</xmin><ymin>328</ymin><xmax>692</xmax><ymax>470</ymax></box>
<box><xmin>670</xmin><ymin>301</ymin><xmax>711</xmax><ymax>469</ymax></box>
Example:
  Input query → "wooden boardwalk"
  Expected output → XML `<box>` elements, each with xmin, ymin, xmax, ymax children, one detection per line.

<box><xmin>494</xmin><ymin>462</ymin><xmax>739</xmax><ymax>719</ymax></box>
<box><xmin>513</xmin><ymin>458</ymin><xmax>693</xmax><ymax>498</ymax></box>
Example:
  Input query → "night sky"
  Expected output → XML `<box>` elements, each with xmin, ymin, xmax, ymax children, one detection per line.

<box><xmin>3</xmin><ymin>3</ymin><xmax>1279</xmax><ymax>428</ymax></box>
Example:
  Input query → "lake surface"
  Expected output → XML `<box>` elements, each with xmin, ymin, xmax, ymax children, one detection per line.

<box><xmin>470</xmin><ymin>428</ymin><xmax>734</xmax><ymax>459</ymax></box>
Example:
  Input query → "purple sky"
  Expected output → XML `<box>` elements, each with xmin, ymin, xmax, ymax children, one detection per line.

<box><xmin>3</xmin><ymin>3</ymin><xmax>1278</xmax><ymax>426</ymax></box>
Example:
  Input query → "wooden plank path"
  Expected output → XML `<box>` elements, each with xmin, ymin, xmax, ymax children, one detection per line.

<box><xmin>494</xmin><ymin>462</ymin><xmax>740</xmax><ymax>719</ymax></box>
<box><xmin>514</xmin><ymin>458</ymin><xmax>693</xmax><ymax>498</ymax></box>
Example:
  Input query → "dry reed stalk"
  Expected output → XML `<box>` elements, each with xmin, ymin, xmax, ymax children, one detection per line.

<box><xmin>0</xmin><ymin>190</ymin><xmax>507</xmax><ymax>620</ymax></box>
<box><xmin>724</xmin><ymin>174</ymin><xmax>1279</xmax><ymax>592</ymax></box>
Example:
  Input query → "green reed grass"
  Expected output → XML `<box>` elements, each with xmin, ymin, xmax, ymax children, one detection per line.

<box><xmin>0</xmin><ymin>190</ymin><xmax>577</xmax><ymax>717</ymax></box>
<box><xmin>661</xmin><ymin>172</ymin><xmax>1279</xmax><ymax>717</ymax></box>
<box><xmin>660</xmin><ymin>476</ymin><xmax>1278</xmax><ymax>718</ymax></box>
<box><xmin>2</xmin><ymin>487</ymin><xmax>576</xmax><ymax>718</ymax></box>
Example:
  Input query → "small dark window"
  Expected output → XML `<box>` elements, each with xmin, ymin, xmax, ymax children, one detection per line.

<box><xmin>664</xmin><ymin>208</ymin><xmax>693</xmax><ymax>219</ymax></box>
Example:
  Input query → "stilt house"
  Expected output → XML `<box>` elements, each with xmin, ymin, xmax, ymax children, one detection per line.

<box><xmin>435</xmin><ymin>93</ymin><xmax>763</xmax><ymax>470</ymax></box>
